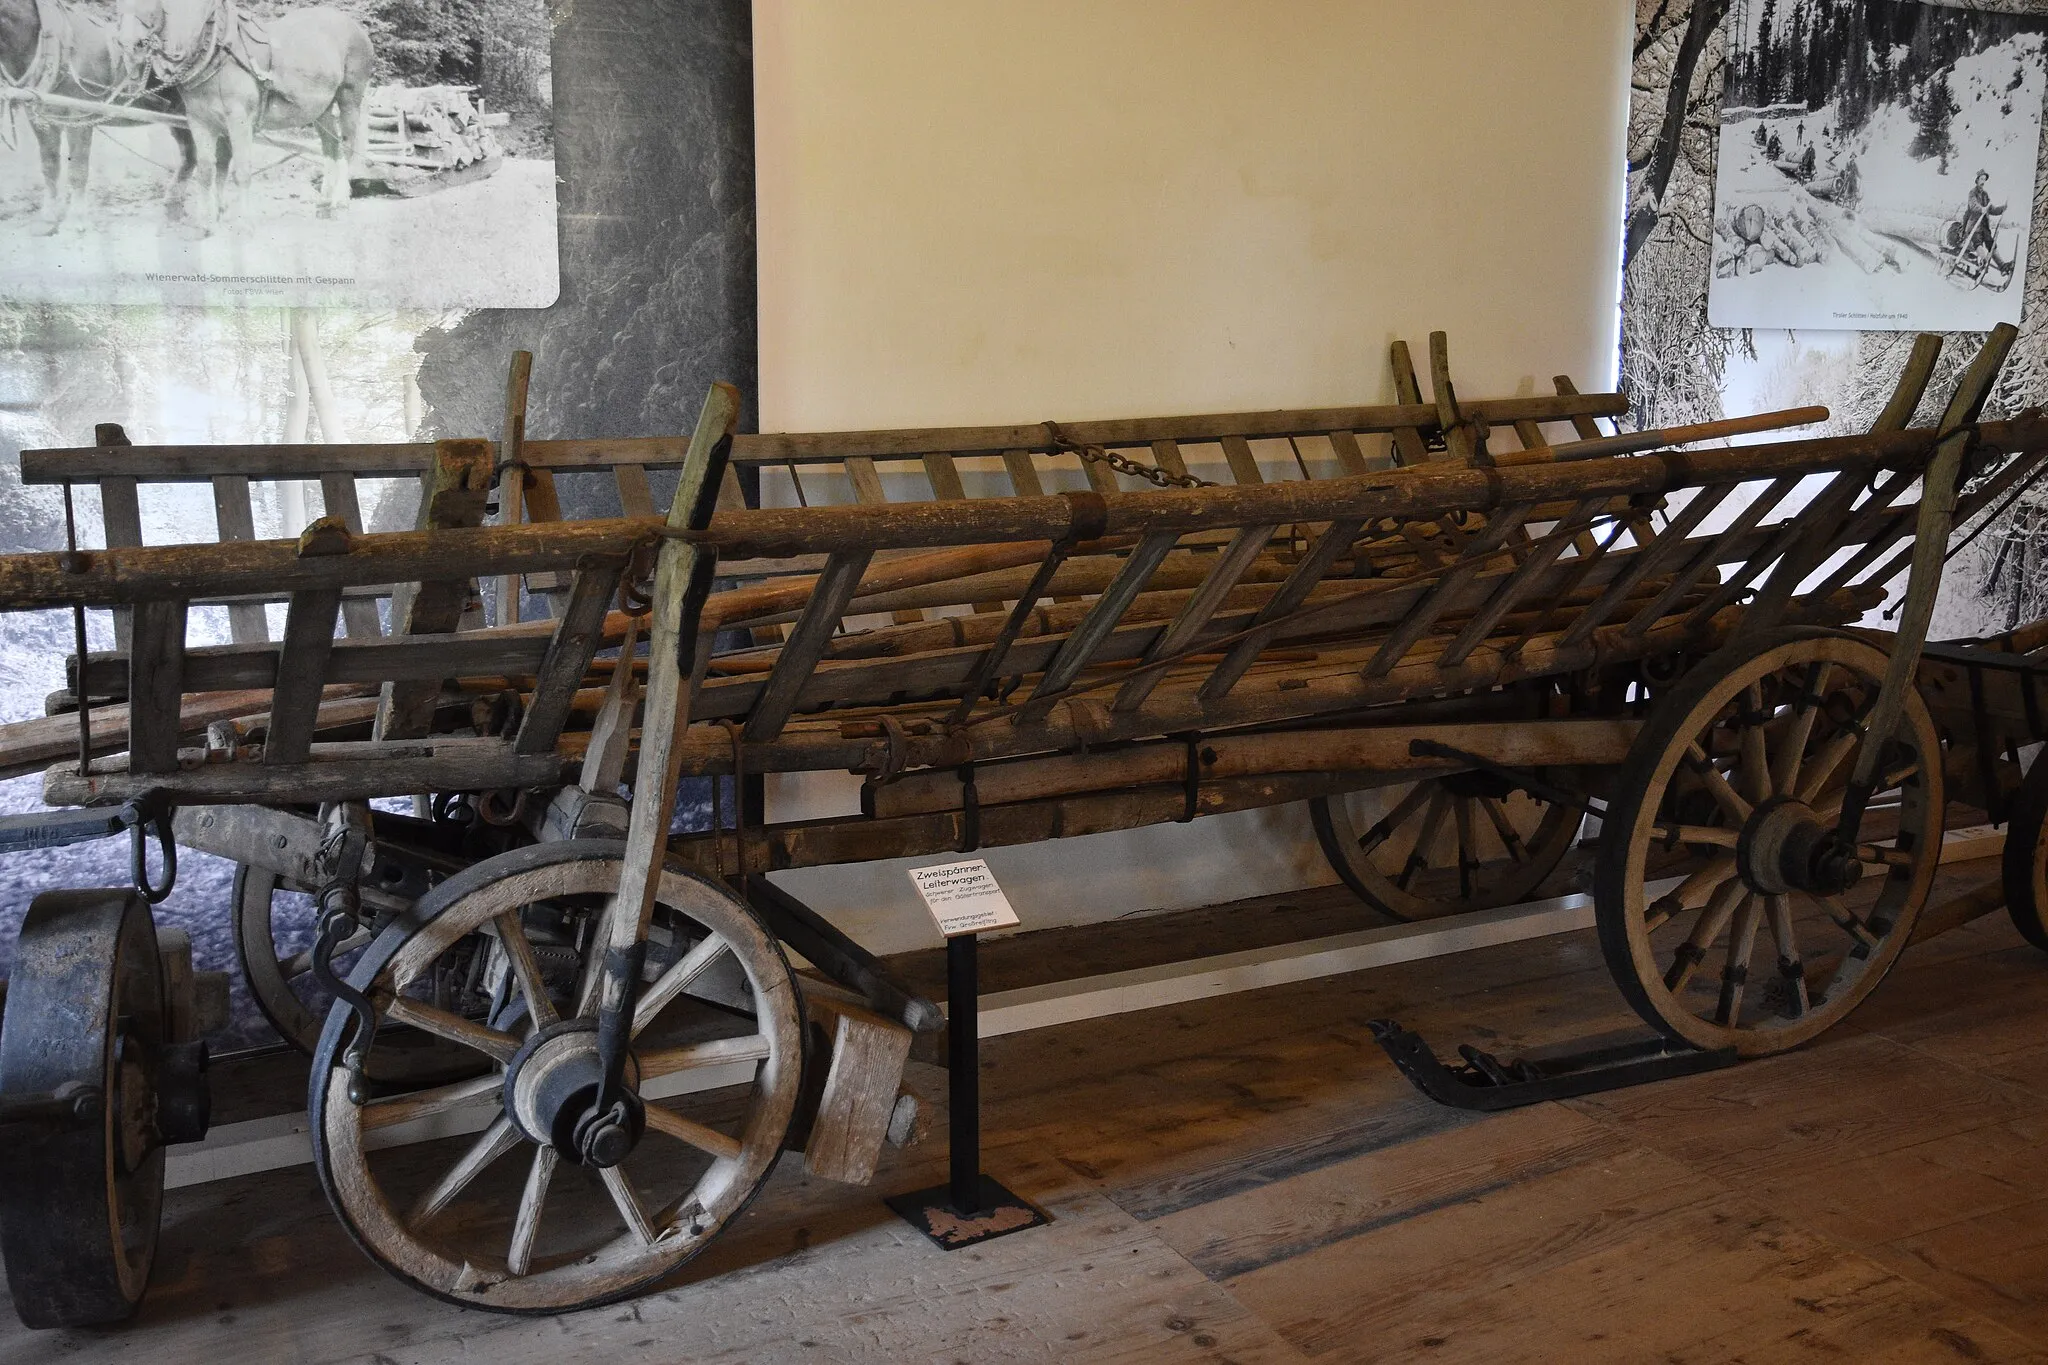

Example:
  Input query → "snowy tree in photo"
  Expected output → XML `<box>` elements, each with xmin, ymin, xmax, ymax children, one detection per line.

<box><xmin>1909</xmin><ymin>67</ymin><xmax>1959</xmax><ymax>169</ymax></box>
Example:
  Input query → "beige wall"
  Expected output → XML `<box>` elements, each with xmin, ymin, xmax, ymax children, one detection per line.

<box><xmin>752</xmin><ymin>0</ymin><xmax>1633</xmax><ymax>952</ymax></box>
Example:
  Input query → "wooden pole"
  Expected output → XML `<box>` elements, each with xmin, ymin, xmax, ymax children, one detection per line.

<box><xmin>583</xmin><ymin>384</ymin><xmax>739</xmax><ymax>1132</ymax></box>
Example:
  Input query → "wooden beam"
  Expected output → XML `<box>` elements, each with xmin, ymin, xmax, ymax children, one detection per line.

<box><xmin>515</xmin><ymin>562</ymin><xmax>625</xmax><ymax>756</ymax></box>
<box><xmin>263</xmin><ymin>590</ymin><xmax>342</xmax><ymax>764</ymax></box>
<box><xmin>744</xmin><ymin>550</ymin><xmax>874</xmax><ymax>743</ymax></box>
<box><xmin>211</xmin><ymin>475</ymin><xmax>269</xmax><ymax>644</ymax></box>
<box><xmin>375</xmin><ymin>440</ymin><xmax>494</xmax><ymax>741</ymax></box>
<box><xmin>125</xmin><ymin>599</ymin><xmax>186</xmax><ymax>775</ymax></box>
<box><xmin>1114</xmin><ymin>523</ymin><xmax>1277</xmax><ymax>712</ymax></box>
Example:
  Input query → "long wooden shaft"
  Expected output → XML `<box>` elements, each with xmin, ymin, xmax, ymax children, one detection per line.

<box><xmin>682</xmin><ymin>428</ymin><xmax>1955</xmax><ymax>560</ymax></box>
<box><xmin>12</xmin><ymin>417</ymin><xmax>2048</xmax><ymax>612</ymax></box>
<box><xmin>16</xmin><ymin>393</ymin><xmax>1630</xmax><ymax>484</ymax></box>
<box><xmin>869</xmin><ymin>718</ymin><xmax>1642</xmax><ymax>818</ymax></box>
<box><xmin>1494</xmin><ymin>406</ymin><xmax>1829</xmax><ymax>465</ymax></box>
<box><xmin>1841</xmin><ymin>324</ymin><xmax>2016</xmax><ymax>834</ymax></box>
<box><xmin>598</xmin><ymin>385</ymin><xmax>740</xmax><ymax>994</ymax></box>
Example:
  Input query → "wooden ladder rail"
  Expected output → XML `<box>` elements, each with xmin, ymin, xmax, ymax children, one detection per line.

<box><xmin>1554</xmin><ymin>375</ymin><xmax>1663</xmax><ymax>552</ymax></box>
<box><xmin>209</xmin><ymin>473</ymin><xmax>270</xmax><ymax>645</ymax></box>
<box><xmin>493</xmin><ymin>351</ymin><xmax>534</xmax><ymax>627</ymax></box>
<box><xmin>263</xmin><ymin>568</ymin><xmax>345</xmax><ymax>766</ymax></box>
<box><xmin>375</xmin><ymin>440</ymin><xmax>494</xmax><ymax>742</ymax></box>
<box><xmin>1195</xmin><ymin>517</ymin><xmax>1364</xmax><ymax>703</ymax></box>
<box><xmin>1386</xmin><ymin>341</ymin><xmax>1438</xmax><ymax>466</ymax></box>
<box><xmin>1552</xmin><ymin>483</ymin><xmax>1744</xmax><ymax>651</ymax></box>
<box><xmin>922</xmin><ymin>451</ymin><xmax>1005</xmax><ymax>615</ymax></box>
<box><xmin>93</xmin><ymin>424</ymin><xmax>144</xmax><ymax>653</ymax></box>
<box><xmin>1362</xmin><ymin>504</ymin><xmax>1537</xmax><ymax>678</ymax></box>
<box><xmin>1802</xmin><ymin>335</ymin><xmax>1961</xmax><ymax>599</ymax></box>
<box><xmin>316</xmin><ymin>470</ymin><xmax>383</xmax><ymax>639</ymax></box>
<box><xmin>515</xmin><ymin>561</ymin><xmax>628</xmax><ymax>756</ymax></box>
<box><xmin>1112</xmin><ymin>521</ymin><xmax>1279</xmax><ymax>713</ymax></box>
<box><xmin>1842</xmin><ymin>441</ymin><xmax>2048</xmax><ymax>601</ymax></box>
<box><xmin>1685</xmin><ymin>467</ymin><xmax>1872</xmax><ymax>633</ymax></box>
<box><xmin>1802</xmin><ymin>467</ymin><xmax>1929</xmax><ymax>599</ymax></box>
<box><xmin>1428</xmin><ymin>331</ymin><xmax>1492</xmax><ymax>467</ymax></box>
<box><xmin>742</xmin><ymin>550</ymin><xmax>874</xmax><ymax>743</ymax></box>
<box><xmin>1617</xmin><ymin>477</ymin><xmax>1805</xmax><ymax>638</ymax></box>
<box><xmin>1713</xmin><ymin>333</ymin><xmax>1945</xmax><ymax>635</ymax></box>
<box><xmin>125</xmin><ymin>598</ymin><xmax>187</xmax><ymax>776</ymax></box>
<box><xmin>839</xmin><ymin>456</ymin><xmax>921</xmax><ymax>626</ymax></box>
<box><xmin>1436</xmin><ymin>495</ymin><xmax>1608</xmax><ymax>668</ymax></box>
<box><xmin>1023</xmin><ymin>531</ymin><xmax>1183</xmax><ymax>713</ymax></box>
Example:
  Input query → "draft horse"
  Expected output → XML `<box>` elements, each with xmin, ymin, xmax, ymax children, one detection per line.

<box><xmin>0</xmin><ymin>0</ymin><xmax>200</xmax><ymax>234</ymax></box>
<box><xmin>116</xmin><ymin>0</ymin><xmax>372</xmax><ymax>223</ymax></box>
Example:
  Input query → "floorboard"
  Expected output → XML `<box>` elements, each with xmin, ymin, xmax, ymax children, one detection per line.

<box><xmin>3</xmin><ymin>857</ymin><xmax>2045</xmax><ymax>1364</ymax></box>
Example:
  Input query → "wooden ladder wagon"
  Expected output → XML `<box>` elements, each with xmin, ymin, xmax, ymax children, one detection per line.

<box><xmin>8</xmin><ymin>334</ymin><xmax>1642</xmax><ymax>1064</ymax></box>
<box><xmin>0</xmin><ymin>331</ymin><xmax>2044</xmax><ymax>1325</ymax></box>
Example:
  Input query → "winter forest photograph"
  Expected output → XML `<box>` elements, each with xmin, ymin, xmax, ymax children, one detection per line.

<box><xmin>1709</xmin><ymin>0</ymin><xmax>2048</xmax><ymax>328</ymax></box>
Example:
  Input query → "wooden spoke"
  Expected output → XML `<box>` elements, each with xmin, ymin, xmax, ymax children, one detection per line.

<box><xmin>1770</xmin><ymin>661</ymin><xmax>1831</xmax><ymax>797</ymax></box>
<box><xmin>385</xmin><ymin>996</ymin><xmax>521</xmax><ymax>1065</ymax></box>
<box><xmin>1797</xmin><ymin>729</ymin><xmax>1861</xmax><ymax>806</ymax></box>
<box><xmin>1665</xmin><ymin>879</ymin><xmax>1746</xmax><ymax>994</ymax></box>
<box><xmin>1764</xmin><ymin>893</ymin><xmax>1810</xmax><ymax>1017</ymax></box>
<box><xmin>636</xmin><ymin>1034</ymin><xmax>773</xmax><ymax>1081</ymax></box>
<box><xmin>601</xmin><ymin>1165</ymin><xmax>660</xmax><ymax>1247</ymax></box>
<box><xmin>1739</xmin><ymin>683</ymin><xmax>1772</xmax><ymax>806</ymax></box>
<box><xmin>1686</xmin><ymin>743</ymin><xmax>1753</xmax><ymax>823</ymax></box>
<box><xmin>1646</xmin><ymin>855</ymin><xmax>1736</xmax><ymax>934</ymax></box>
<box><xmin>493</xmin><ymin>911</ymin><xmax>559</xmax><ymax>1030</ymax></box>
<box><xmin>1453</xmin><ymin>797</ymin><xmax>1477</xmax><ymax>900</ymax></box>
<box><xmin>642</xmin><ymin>1103</ymin><xmax>745</xmax><ymax>1162</ymax></box>
<box><xmin>1715</xmin><ymin>894</ymin><xmax>1763</xmax><ymax>1026</ymax></box>
<box><xmin>1397</xmin><ymin>790</ymin><xmax>1453</xmax><ymax>891</ymax></box>
<box><xmin>1477</xmin><ymin>795</ymin><xmax>1528</xmax><ymax>862</ymax></box>
<box><xmin>1857</xmin><ymin>843</ymin><xmax>1916</xmax><ymax>870</ymax></box>
<box><xmin>1812</xmin><ymin>767</ymin><xmax>1919</xmax><ymax>822</ymax></box>
<box><xmin>1659</xmin><ymin>823</ymin><xmax>1740</xmax><ymax>849</ymax></box>
<box><xmin>507</xmin><ymin>1144</ymin><xmax>557</xmax><ymax>1277</ymax></box>
<box><xmin>361</xmin><ymin>1072</ymin><xmax>505</xmax><ymax>1132</ymax></box>
<box><xmin>1360</xmin><ymin>783</ymin><xmax>1434</xmax><ymax>854</ymax></box>
<box><xmin>280</xmin><ymin>926</ymin><xmax>373</xmax><ymax>981</ymax></box>
<box><xmin>631</xmin><ymin>934</ymin><xmax>735</xmax><ymax>1038</ymax></box>
<box><xmin>1809</xmin><ymin>893</ymin><xmax>1881</xmax><ymax>952</ymax></box>
<box><xmin>407</xmin><ymin>1115</ymin><xmax>521</xmax><ymax>1229</ymax></box>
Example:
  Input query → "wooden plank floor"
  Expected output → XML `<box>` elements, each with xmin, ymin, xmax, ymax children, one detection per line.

<box><xmin>5</xmin><ymin>861</ymin><xmax>2048</xmax><ymax>1363</ymax></box>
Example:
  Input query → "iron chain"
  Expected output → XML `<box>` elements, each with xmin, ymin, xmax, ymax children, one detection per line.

<box><xmin>1041</xmin><ymin>421</ymin><xmax>1217</xmax><ymax>490</ymax></box>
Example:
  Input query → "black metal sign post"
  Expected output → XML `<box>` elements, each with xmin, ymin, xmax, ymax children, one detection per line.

<box><xmin>885</xmin><ymin>930</ymin><xmax>1048</xmax><ymax>1250</ymax></box>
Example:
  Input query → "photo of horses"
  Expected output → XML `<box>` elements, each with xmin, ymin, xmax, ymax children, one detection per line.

<box><xmin>1707</xmin><ymin>0</ymin><xmax>2047</xmax><ymax>331</ymax></box>
<box><xmin>0</xmin><ymin>0</ymin><xmax>557</xmax><ymax>307</ymax></box>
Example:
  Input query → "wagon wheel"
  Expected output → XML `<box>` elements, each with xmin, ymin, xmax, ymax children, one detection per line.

<box><xmin>310</xmin><ymin>840</ymin><xmax>804</xmax><ymax>1313</ymax></box>
<box><xmin>1999</xmin><ymin>755</ymin><xmax>2048</xmax><ymax>954</ymax></box>
<box><xmin>1594</xmin><ymin>628</ymin><xmax>1942</xmax><ymax>1056</ymax></box>
<box><xmin>1311</xmin><ymin>777</ymin><xmax>1579</xmax><ymax>920</ymax></box>
<box><xmin>234</xmin><ymin>864</ymin><xmax>486</xmax><ymax>1085</ymax></box>
<box><xmin>0</xmin><ymin>890</ymin><xmax>167</xmax><ymax>1328</ymax></box>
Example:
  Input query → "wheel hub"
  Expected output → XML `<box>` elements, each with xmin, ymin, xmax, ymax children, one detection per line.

<box><xmin>1737</xmin><ymin>796</ymin><xmax>1863</xmax><ymax>896</ymax></box>
<box><xmin>501</xmin><ymin>1019</ymin><xmax>643</xmax><ymax>1168</ymax></box>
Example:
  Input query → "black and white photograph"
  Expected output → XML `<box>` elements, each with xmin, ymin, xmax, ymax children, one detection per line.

<box><xmin>1708</xmin><ymin>0</ymin><xmax>2048</xmax><ymax>329</ymax></box>
<box><xmin>0</xmin><ymin>0</ymin><xmax>559</xmax><ymax>306</ymax></box>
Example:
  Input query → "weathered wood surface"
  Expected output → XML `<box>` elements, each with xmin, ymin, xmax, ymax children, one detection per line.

<box><xmin>800</xmin><ymin>991</ymin><xmax>915</xmax><ymax>1186</ymax></box>
<box><xmin>18</xmin><ymin>392</ymin><xmax>1630</xmax><ymax>484</ymax></box>
<box><xmin>26</xmin><ymin>856</ymin><xmax>2040</xmax><ymax>1364</ymax></box>
<box><xmin>10</xmin><ymin>415</ymin><xmax>2043</xmax><ymax>612</ymax></box>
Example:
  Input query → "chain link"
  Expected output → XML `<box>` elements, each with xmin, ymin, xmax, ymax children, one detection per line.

<box><xmin>1041</xmin><ymin>421</ymin><xmax>1217</xmax><ymax>490</ymax></box>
